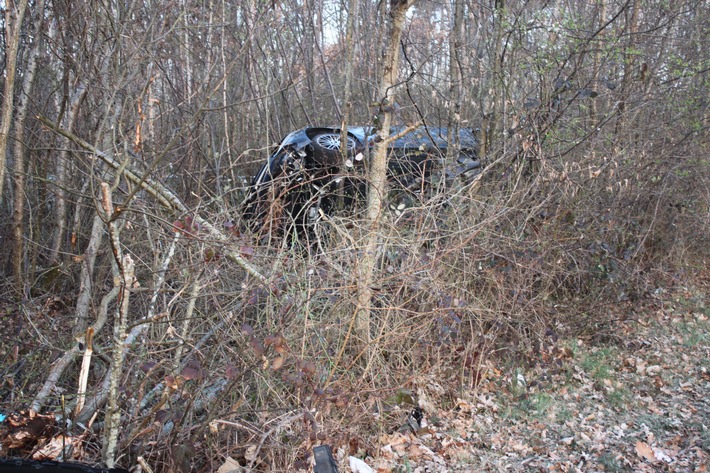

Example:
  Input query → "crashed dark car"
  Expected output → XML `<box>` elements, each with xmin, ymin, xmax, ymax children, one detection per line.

<box><xmin>241</xmin><ymin>125</ymin><xmax>480</xmax><ymax>235</ymax></box>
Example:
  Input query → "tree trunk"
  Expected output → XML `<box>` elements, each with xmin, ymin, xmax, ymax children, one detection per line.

<box><xmin>613</xmin><ymin>0</ymin><xmax>640</xmax><ymax>148</ymax></box>
<box><xmin>11</xmin><ymin>0</ymin><xmax>46</xmax><ymax>290</ymax></box>
<box><xmin>338</xmin><ymin>0</ymin><xmax>360</xmax><ymax>210</ymax></box>
<box><xmin>480</xmin><ymin>0</ymin><xmax>505</xmax><ymax>161</ymax></box>
<box><xmin>356</xmin><ymin>0</ymin><xmax>416</xmax><ymax>344</ymax></box>
<box><xmin>446</xmin><ymin>0</ymin><xmax>464</xmax><ymax>163</ymax></box>
<box><xmin>100</xmin><ymin>183</ymin><xmax>135</xmax><ymax>469</ymax></box>
<box><xmin>590</xmin><ymin>0</ymin><xmax>607</xmax><ymax>127</ymax></box>
<box><xmin>0</xmin><ymin>0</ymin><xmax>29</xmax><ymax>205</ymax></box>
<box><xmin>49</xmin><ymin>84</ymin><xmax>86</xmax><ymax>264</ymax></box>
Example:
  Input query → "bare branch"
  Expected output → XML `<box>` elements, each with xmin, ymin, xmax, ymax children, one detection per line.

<box><xmin>37</xmin><ymin>115</ymin><xmax>270</xmax><ymax>287</ymax></box>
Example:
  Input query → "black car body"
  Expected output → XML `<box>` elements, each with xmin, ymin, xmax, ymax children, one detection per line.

<box><xmin>242</xmin><ymin>125</ymin><xmax>480</xmax><ymax>234</ymax></box>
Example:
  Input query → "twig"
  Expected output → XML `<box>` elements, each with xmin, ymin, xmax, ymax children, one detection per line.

<box><xmin>136</xmin><ymin>456</ymin><xmax>154</xmax><ymax>473</ymax></box>
<box><xmin>173</xmin><ymin>275</ymin><xmax>204</xmax><ymax>370</ymax></box>
<box><xmin>147</xmin><ymin>231</ymin><xmax>180</xmax><ymax>321</ymax></box>
<box><xmin>247</xmin><ymin>411</ymin><xmax>303</xmax><ymax>471</ymax></box>
<box><xmin>381</xmin><ymin>123</ymin><xmax>420</xmax><ymax>146</ymax></box>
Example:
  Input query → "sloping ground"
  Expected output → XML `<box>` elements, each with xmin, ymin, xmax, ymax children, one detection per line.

<box><xmin>333</xmin><ymin>283</ymin><xmax>709</xmax><ymax>472</ymax></box>
<box><xmin>2</xmin><ymin>279</ymin><xmax>707</xmax><ymax>472</ymax></box>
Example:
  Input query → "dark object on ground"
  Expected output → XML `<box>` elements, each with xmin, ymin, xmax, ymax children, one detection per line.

<box><xmin>312</xmin><ymin>445</ymin><xmax>338</xmax><ymax>473</ymax></box>
<box><xmin>242</xmin><ymin>125</ymin><xmax>480</xmax><ymax>237</ymax></box>
<box><xmin>0</xmin><ymin>459</ymin><xmax>128</xmax><ymax>473</ymax></box>
<box><xmin>408</xmin><ymin>407</ymin><xmax>424</xmax><ymax>432</ymax></box>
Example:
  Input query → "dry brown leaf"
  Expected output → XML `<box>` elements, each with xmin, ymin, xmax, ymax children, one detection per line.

<box><xmin>216</xmin><ymin>456</ymin><xmax>243</xmax><ymax>472</ymax></box>
<box><xmin>244</xmin><ymin>445</ymin><xmax>258</xmax><ymax>463</ymax></box>
<box><xmin>271</xmin><ymin>356</ymin><xmax>285</xmax><ymax>370</ymax></box>
<box><xmin>635</xmin><ymin>441</ymin><xmax>656</xmax><ymax>463</ymax></box>
<box><xmin>32</xmin><ymin>434</ymin><xmax>83</xmax><ymax>460</ymax></box>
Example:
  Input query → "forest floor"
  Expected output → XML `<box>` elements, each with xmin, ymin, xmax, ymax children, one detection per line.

<box><xmin>333</xmin><ymin>276</ymin><xmax>709</xmax><ymax>473</ymax></box>
<box><xmin>1</xmin><ymin>274</ymin><xmax>708</xmax><ymax>473</ymax></box>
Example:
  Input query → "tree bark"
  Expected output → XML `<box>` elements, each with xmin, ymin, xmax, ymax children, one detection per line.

<box><xmin>0</xmin><ymin>0</ymin><xmax>29</xmax><ymax>205</ymax></box>
<box><xmin>356</xmin><ymin>0</ymin><xmax>416</xmax><ymax>344</ymax></box>
<box><xmin>480</xmin><ymin>0</ymin><xmax>505</xmax><ymax>161</ymax></box>
<box><xmin>614</xmin><ymin>0</ymin><xmax>640</xmax><ymax>147</ymax></box>
<box><xmin>11</xmin><ymin>0</ymin><xmax>46</xmax><ymax>289</ymax></box>
<box><xmin>338</xmin><ymin>0</ymin><xmax>360</xmax><ymax>209</ymax></box>
<box><xmin>446</xmin><ymin>0</ymin><xmax>464</xmax><ymax>163</ymax></box>
<box><xmin>49</xmin><ymin>85</ymin><xmax>86</xmax><ymax>264</ymax></box>
<box><xmin>100</xmin><ymin>182</ymin><xmax>135</xmax><ymax>469</ymax></box>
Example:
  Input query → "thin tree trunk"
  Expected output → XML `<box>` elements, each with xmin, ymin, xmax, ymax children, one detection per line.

<box><xmin>356</xmin><ymin>0</ymin><xmax>416</xmax><ymax>344</ymax></box>
<box><xmin>614</xmin><ymin>0</ymin><xmax>640</xmax><ymax>147</ymax></box>
<box><xmin>11</xmin><ymin>0</ymin><xmax>46</xmax><ymax>289</ymax></box>
<box><xmin>338</xmin><ymin>0</ymin><xmax>359</xmax><ymax>210</ymax></box>
<box><xmin>446</xmin><ymin>0</ymin><xmax>464</xmax><ymax>163</ymax></box>
<box><xmin>100</xmin><ymin>182</ymin><xmax>135</xmax><ymax>468</ymax></box>
<box><xmin>0</xmin><ymin>0</ymin><xmax>29</xmax><ymax>205</ymax></box>
<box><xmin>590</xmin><ymin>0</ymin><xmax>607</xmax><ymax>128</ymax></box>
<box><xmin>49</xmin><ymin>85</ymin><xmax>86</xmax><ymax>264</ymax></box>
<box><xmin>481</xmin><ymin>0</ymin><xmax>505</xmax><ymax>160</ymax></box>
<box><xmin>221</xmin><ymin>0</ymin><xmax>234</xmax><ymax>171</ymax></box>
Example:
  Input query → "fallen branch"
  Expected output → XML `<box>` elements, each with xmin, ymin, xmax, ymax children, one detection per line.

<box><xmin>36</xmin><ymin>114</ymin><xmax>269</xmax><ymax>287</ymax></box>
<box><xmin>74</xmin><ymin>327</ymin><xmax>94</xmax><ymax>416</ymax></box>
<box><xmin>30</xmin><ymin>286</ymin><xmax>119</xmax><ymax>414</ymax></box>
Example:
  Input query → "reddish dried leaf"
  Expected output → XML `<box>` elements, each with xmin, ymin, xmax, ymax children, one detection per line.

<box><xmin>32</xmin><ymin>434</ymin><xmax>82</xmax><ymax>461</ymax></box>
<box><xmin>2</xmin><ymin>411</ymin><xmax>57</xmax><ymax>450</ymax></box>
<box><xmin>274</xmin><ymin>335</ymin><xmax>290</xmax><ymax>354</ymax></box>
<box><xmin>264</xmin><ymin>334</ymin><xmax>278</xmax><ymax>347</ymax></box>
<box><xmin>275</xmin><ymin>343</ymin><xmax>290</xmax><ymax>354</ymax></box>
<box><xmin>241</xmin><ymin>323</ymin><xmax>255</xmax><ymax>336</ymax></box>
<box><xmin>155</xmin><ymin>409</ymin><xmax>173</xmax><ymax>423</ymax></box>
<box><xmin>301</xmin><ymin>361</ymin><xmax>316</xmax><ymax>376</ymax></box>
<box><xmin>172</xmin><ymin>220</ymin><xmax>185</xmax><ymax>233</ymax></box>
<box><xmin>181</xmin><ymin>361</ymin><xmax>203</xmax><ymax>380</ymax></box>
<box><xmin>165</xmin><ymin>375</ymin><xmax>180</xmax><ymax>390</ymax></box>
<box><xmin>140</xmin><ymin>361</ymin><xmax>157</xmax><ymax>372</ymax></box>
<box><xmin>250</xmin><ymin>337</ymin><xmax>265</xmax><ymax>357</ymax></box>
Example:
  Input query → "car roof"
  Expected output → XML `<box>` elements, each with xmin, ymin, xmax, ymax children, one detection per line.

<box><xmin>338</xmin><ymin>126</ymin><xmax>478</xmax><ymax>150</ymax></box>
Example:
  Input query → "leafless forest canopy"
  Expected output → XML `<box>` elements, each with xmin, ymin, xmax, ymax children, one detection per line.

<box><xmin>0</xmin><ymin>0</ymin><xmax>707</xmax><ymax>470</ymax></box>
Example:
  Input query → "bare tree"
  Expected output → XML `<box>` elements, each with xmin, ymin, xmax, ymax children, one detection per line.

<box><xmin>11</xmin><ymin>0</ymin><xmax>47</xmax><ymax>289</ymax></box>
<box><xmin>0</xmin><ymin>0</ymin><xmax>29</xmax><ymax>205</ymax></box>
<box><xmin>357</xmin><ymin>0</ymin><xmax>417</xmax><ymax>345</ymax></box>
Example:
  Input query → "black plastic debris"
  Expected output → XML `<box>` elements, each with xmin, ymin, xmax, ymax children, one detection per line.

<box><xmin>0</xmin><ymin>459</ymin><xmax>128</xmax><ymax>473</ymax></box>
<box><xmin>312</xmin><ymin>445</ymin><xmax>338</xmax><ymax>473</ymax></box>
<box><xmin>408</xmin><ymin>407</ymin><xmax>424</xmax><ymax>432</ymax></box>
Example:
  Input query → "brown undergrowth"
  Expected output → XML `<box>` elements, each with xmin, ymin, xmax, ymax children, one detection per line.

<box><xmin>1</xmin><ymin>137</ymin><xmax>708</xmax><ymax>472</ymax></box>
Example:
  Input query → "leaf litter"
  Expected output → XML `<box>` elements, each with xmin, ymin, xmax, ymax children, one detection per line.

<box><xmin>2</xmin><ymin>286</ymin><xmax>707</xmax><ymax>472</ymax></box>
<box><xmin>312</xmin><ymin>285</ymin><xmax>709</xmax><ymax>472</ymax></box>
